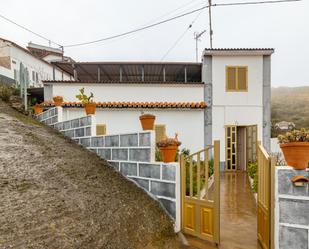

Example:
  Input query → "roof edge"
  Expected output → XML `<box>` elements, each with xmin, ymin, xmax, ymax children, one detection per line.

<box><xmin>203</xmin><ymin>48</ymin><xmax>274</xmax><ymax>56</ymax></box>
<box><xmin>42</xmin><ymin>80</ymin><xmax>204</xmax><ymax>85</ymax></box>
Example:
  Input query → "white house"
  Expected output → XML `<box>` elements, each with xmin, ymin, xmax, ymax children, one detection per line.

<box><xmin>0</xmin><ymin>37</ymin><xmax>72</xmax><ymax>88</ymax></box>
<box><xmin>43</xmin><ymin>48</ymin><xmax>274</xmax><ymax>171</ymax></box>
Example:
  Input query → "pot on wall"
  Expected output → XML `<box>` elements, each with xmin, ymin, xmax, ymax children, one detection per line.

<box><xmin>280</xmin><ymin>142</ymin><xmax>309</xmax><ymax>170</ymax></box>
<box><xmin>159</xmin><ymin>145</ymin><xmax>177</xmax><ymax>163</ymax></box>
<box><xmin>139</xmin><ymin>114</ymin><xmax>156</xmax><ymax>130</ymax></box>
<box><xmin>53</xmin><ymin>96</ymin><xmax>63</xmax><ymax>107</ymax></box>
<box><xmin>84</xmin><ymin>103</ymin><xmax>96</xmax><ymax>115</ymax></box>
<box><xmin>34</xmin><ymin>104</ymin><xmax>43</xmax><ymax>114</ymax></box>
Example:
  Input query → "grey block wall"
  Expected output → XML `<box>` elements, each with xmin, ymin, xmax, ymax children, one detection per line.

<box><xmin>84</xmin><ymin>132</ymin><xmax>154</xmax><ymax>163</ymax></box>
<box><xmin>36</xmin><ymin>112</ymin><xmax>178</xmax><ymax>221</ymax></box>
<box><xmin>36</xmin><ymin>107</ymin><xmax>59</xmax><ymax>125</ymax></box>
<box><xmin>276</xmin><ymin>167</ymin><xmax>309</xmax><ymax>249</ymax></box>
<box><xmin>54</xmin><ymin>116</ymin><xmax>94</xmax><ymax>138</ymax></box>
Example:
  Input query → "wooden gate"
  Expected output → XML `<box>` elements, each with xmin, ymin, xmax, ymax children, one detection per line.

<box><xmin>181</xmin><ymin>141</ymin><xmax>220</xmax><ymax>244</ymax></box>
<box><xmin>257</xmin><ymin>144</ymin><xmax>275</xmax><ymax>249</ymax></box>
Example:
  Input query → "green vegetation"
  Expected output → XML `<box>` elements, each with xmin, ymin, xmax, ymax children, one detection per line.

<box><xmin>277</xmin><ymin>128</ymin><xmax>309</xmax><ymax>143</ymax></box>
<box><xmin>76</xmin><ymin>87</ymin><xmax>94</xmax><ymax>104</ymax></box>
<box><xmin>0</xmin><ymin>84</ymin><xmax>19</xmax><ymax>102</ymax></box>
<box><xmin>185</xmin><ymin>158</ymin><xmax>214</xmax><ymax>196</ymax></box>
<box><xmin>272</xmin><ymin>87</ymin><xmax>309</xmax><ymax>137</ymax></box>
<box><xmin>248</xmin><ymin>162</ymin><xmax>258</xmax><ymax>193</ymax></box>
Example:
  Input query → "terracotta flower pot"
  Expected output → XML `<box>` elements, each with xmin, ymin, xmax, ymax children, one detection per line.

<box><xmin>280</xmin><ymin>142</ymin><xmax>309</xmax><ymax>170</ymax></box>
<box><xmin>84</xmin><ymin>103</ymin><xmax>96</xmax><ymax>115</ymax></box>
<box><xmin>139</xmin><ymin>114</ymin><xmax>156</xmax><ymax>130</ymax></box>
<box><xmin>159</xmin><ymin>145</ymin><xmax>178</xmax><ymax>163</ymax></box>
<box><xmin>34</xmin><ymin>105</ymin><xmax>43</xmax><ymax>114</ymax></box>
<box><xmin>53</xmin><ymin>96</ymin><xmax>63</xmax><ymax>106</ymax></box>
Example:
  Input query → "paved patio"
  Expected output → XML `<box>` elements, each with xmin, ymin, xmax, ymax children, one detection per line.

<box><xmin>185</xmin><ymin>171</ymin><xmax>261</xmax><ymax>249</ymax></box>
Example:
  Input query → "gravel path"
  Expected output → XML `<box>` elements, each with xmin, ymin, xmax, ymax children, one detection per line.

<box><xmin>0</xmin><ymin>102</ymin><xmax>183</xmax><ymax>249</ymax></box>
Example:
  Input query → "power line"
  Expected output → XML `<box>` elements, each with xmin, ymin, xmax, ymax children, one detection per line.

<box><xmin>64</xmin><ymin>5</ymin><xmax>210</xmax><ymax>48</ymax></box>
<box><xmin>213</xmin><ymin>0</ymin><xmax>301</xmax><ymax>7</ymax></box>
<box><xmin>64</xmin><ymin>0</ymin><xmax>300</xmax><ymax>48</ymax></box>
<box><xmin>0</xmin><ymin>13</ymin><xmax>62</xmax><ymax>47</ymax></box>
<box><xmin>160</xmin><ymin>8</ymin><xmax>205</xmax><ymax>61</ymax></box>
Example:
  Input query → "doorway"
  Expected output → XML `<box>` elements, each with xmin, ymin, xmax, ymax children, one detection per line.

<box><xmin>237</xmin><ymin>127</ymin><xmax>246</xmax><ymax>170</ymax></box>
<box><xmin>225</xmin><ymin>125</ymin><xmax>258</xmax><ymax>171</ymax></box>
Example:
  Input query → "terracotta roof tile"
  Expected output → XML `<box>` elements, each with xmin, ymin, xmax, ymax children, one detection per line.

<box><xmin>42</xmin><ymin>101</ymin><xmax>207</xmax><ymax>109</ymax></box>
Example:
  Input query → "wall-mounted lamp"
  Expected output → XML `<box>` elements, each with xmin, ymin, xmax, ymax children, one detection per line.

<box><xmin>291</xmin><ymin>175</ymin><xmax>309</xmax><ymax>187</ymax></box>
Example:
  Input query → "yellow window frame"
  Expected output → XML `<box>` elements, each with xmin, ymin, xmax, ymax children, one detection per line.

<box><xmin>225</xmin><ymin>66</ymin><xmax>248</xmax><ymax>92</ymax></box>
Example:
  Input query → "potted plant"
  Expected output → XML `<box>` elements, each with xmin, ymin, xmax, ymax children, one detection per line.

<box><xmin>139</xmin><ymin>112</ymin><xmax>156</xmax><ymax>130</ymax></box>
<box><xmin>53</xmin><ymin>96</ymin><xmax>63</xmax><ymax>106</ymax></box>
<box><xmin>278</xmin><ymin>128</ymin><xmax>309</xmax><ymax>170</ymax></box>
<box><xmin>75</xmin><ymin>88</ymin><xmax>96</xmax><ymax>115</ymax></box>
<box><xmin>157</xmin><ymin>134</ymin><xmax>181</xmax><ymax>163</ymax></box>
<box><xmin>34</xmin><ymin>103</ymin><xmax>43</xmax><ymax>114</ymax></box>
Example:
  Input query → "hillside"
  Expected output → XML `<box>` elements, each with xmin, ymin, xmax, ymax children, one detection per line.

<box><xmin>0</xmin><ymin>101</ymin><xmax>184</xmax><ymax>249</ymax></box>
<box><xmin>272</xmin><ymin>86</ymin><xmax>309</xmax><ymax>131</ymax></box>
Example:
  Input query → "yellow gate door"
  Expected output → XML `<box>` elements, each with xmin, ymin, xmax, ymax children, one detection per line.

<box><xmin>181</xmin><ymin>141</ymin><xmax>220</xmax><ymax>244</ymax></box>
<box><xmin>257</xmin><ymin>144</ymin><xmax>275</xmax><ymax>249</ymax></box>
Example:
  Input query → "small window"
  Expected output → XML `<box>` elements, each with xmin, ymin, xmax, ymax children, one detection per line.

<box><xmin>36</xmin><ymin>72</ymin><xmax>39</xmax><ymax>83</ymax></box>
<box><xmin>226</xmin><ymin>66</ymin><xmax>248</xmax><ymax>92</ymax></box>
<box><xmin>32</xmin><ymin>71</ymin><xmax>35</xmax><ymax>81</ymax></box>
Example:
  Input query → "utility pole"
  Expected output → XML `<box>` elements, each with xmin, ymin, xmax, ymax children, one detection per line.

<box><xmin>194</xmin><ymin>30</ymin><xmax>206</xmax><ymax>62</ymax></box>
<box><xmin>208</xmin><ymin>0</ymin><xmax>213</xmax><ymax>48</ymax></box>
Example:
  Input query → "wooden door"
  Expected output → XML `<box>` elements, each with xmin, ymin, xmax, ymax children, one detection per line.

<box><xmin>246</xmin><ymin>125</ymin><xmax>258</xmax><ymax>163</ymax></box>
<box><xmin>225</xmin><ymin>126</ymin><xmax>237</xmax><ymax>170</ymax></box>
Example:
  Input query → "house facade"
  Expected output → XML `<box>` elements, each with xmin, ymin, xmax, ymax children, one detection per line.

<box><xmin>43</xmin><ymin>48</ymin><xmax>274</xmax><ymax>171</ymax></box>
<box><xmin>0</xmin><ymin>38</ymin><xmax>72</xmax><ymax>88</ymax></box>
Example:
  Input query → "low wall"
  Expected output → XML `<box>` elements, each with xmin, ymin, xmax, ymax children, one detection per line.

<box><xmin>36</xmin><ymin>108</ymin><xmax>180</xmax><ymax>231</ymax></box>
<box><xmin>36</xmin><ymin>107</ymin><xmax>62</xmax><ymax>125</ymax></box>
<box><xmin>275</xmin><ymin>167</ymin><xmax>309</xmax><ymax>249</ymax></box>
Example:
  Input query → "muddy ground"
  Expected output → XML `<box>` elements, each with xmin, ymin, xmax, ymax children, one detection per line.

<box><xmin>0</xmin><ymin>101</ymin><xmax>185</xmax><ymax>249</ymax></box>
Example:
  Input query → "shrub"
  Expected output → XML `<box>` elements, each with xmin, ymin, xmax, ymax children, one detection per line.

<box><xmin>156</xmin><ymin>134</ymin><xmax>181</xmax><ymax>147</ymax></box>
<box><xmin>252</xmin><ymin>174</ymin><xmax>258</xmax><ymax>193</ymax></box>
<box><xmin>0</xmin><ymin>84</ymin><xmax>14</xmax><ymax>102</ymax></box>
<box><xmin>248</xmin><ymin>162</ymin><xmax>257</xmax><ymax>179</ymax></box>
<box><xmin>76</xmin><ymin>88</ymin><xmax>94</xmax><ymax>104</ymax></box>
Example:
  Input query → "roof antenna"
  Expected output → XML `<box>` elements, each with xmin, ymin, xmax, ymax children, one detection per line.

<box><xmin>194</xmin><ymin>30</ymin><xmax>206</xmax><ymax>62</ymax></box>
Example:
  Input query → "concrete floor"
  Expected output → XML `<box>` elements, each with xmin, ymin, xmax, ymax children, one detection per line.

<box><xmin>185</xmin><ymin>171</ymin><xmax>261</xmax><ymax>249</ymax></box>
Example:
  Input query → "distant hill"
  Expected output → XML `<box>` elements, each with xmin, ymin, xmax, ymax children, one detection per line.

<box><xmin>272</xmin><ymin>86</ymin><xmax>309</xmax><ymax>135</ymax></box>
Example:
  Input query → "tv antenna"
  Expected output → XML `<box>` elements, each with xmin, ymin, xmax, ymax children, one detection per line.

<box><xmin>194</xmin><ymin>30</ymin><xmax>207</xmax><ymax>62</ymax></box>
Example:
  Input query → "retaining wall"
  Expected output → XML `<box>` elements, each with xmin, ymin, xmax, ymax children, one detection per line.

<box><xmin>275</xmin><ymin>167</ymin><xmax>309</xmax><ymax>249</ymax></box>
<box><xmin>36</xmin><ymin>108</ymin><xmax>180</xmax><ymax>230</ymax></box>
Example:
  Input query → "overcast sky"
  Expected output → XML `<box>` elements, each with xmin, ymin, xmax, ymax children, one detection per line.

<box><xmin>1</xmin><ymin>0</ymin><xmax>308</xmax><ymax>87</ymax></box>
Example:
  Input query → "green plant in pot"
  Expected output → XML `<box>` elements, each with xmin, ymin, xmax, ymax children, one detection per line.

<box><xmin>278</xmin><ymin>128</ymin><xmax>309</xmax><ymax>170</ymax></box>
<box><xmin>156</xmin><ymin>133</ymin><xmax>181</xmax><ymax>163</ymax></box>
<box><xmin>76</xmin><ymin>88</ymin><xmax>96</xmax><ymax>115</ymax></box>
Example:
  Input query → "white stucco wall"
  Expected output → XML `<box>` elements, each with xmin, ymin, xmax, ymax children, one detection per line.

<box><xmin>0</xmin><ymin>39</ymin><xmax>71</xmax><ymax>87</ymax></box>
<box><xmin>44</xmin><ymin>83</ymin><xmax>204</xmax><ymax>103</ymax></box>
<box><xmin>61</xmin><ymin>108</ymin><xmax>204</xmax><ymax>153</ymax></box>
<box><xmin>211</xmin><ymin>55</ymin><xmax>264</xmax><ymax>161</ymax></box>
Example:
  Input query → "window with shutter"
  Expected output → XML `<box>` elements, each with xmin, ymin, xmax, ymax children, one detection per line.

<box><xmin>155</xmin><ymin>124</ymin><xmax>166</xmax><ymax>143</ymax></box>
<box><xmin>226</xmin><ymin>66</ymin><xmax>248</xmax><ymax>92</ymax></box>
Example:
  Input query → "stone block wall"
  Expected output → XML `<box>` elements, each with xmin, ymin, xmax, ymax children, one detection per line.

<box><xmin>53</xmin><ymin>116</ymin><xmax>96</xmax><ymax>139</ymax></box>
<box><xmin>276</xmin><ymin>167</ymin><xmax>309</xmax><ymax>249</ymax></box>
<box><xmin>36</xmin><ymin>107</ymin><xmax>62</xmax><ymax>125</ymax></box>
<box><xmin>36</xmin><ymin>109</ymin><xmax>180</xmax><ymax>229</ymax></box>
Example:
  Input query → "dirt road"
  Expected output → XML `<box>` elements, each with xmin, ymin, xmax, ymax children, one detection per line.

<box><xmin>0</xmin><ymin>102</ymin><xmax>182</xmax><ymax>249</ymax></box>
